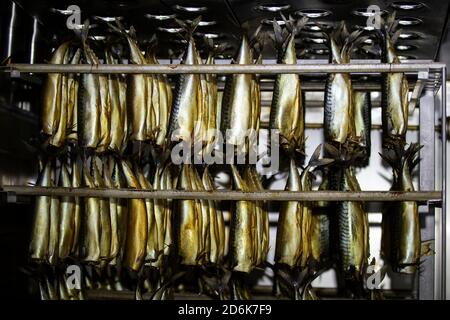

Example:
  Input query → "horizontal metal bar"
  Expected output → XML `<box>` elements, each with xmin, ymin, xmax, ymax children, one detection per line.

<box><xmin>0</xmin><ymin>186</ymin><xmax>441</xmax><ymax>202</ymax></box>
<box><xmin>1</xmin><ymin>63</ymin><xmax>443</xmax><ymax>74</ymax></box>
<box><xmin>85</xmin><ymin>287</ymin><xmax>412</xmax><ymax>300</ymax></box>
<box><xmin>263</xmin><ymin>122</ymin><xmax>424</xmax><ymax>131</ymax></box>
<box><xmin>258</xmin><ymin>81</ymin><xmax>418</xmax><ymax>92</ymax></box>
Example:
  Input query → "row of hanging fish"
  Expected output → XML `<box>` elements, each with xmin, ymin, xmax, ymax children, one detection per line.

<box><xmin>30</xmin><ymin>11</ymin><xmax>423</xmax><ymax>300</ymax></box>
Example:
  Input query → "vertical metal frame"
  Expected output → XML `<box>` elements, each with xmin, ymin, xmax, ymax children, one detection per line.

<box><xmin>418</xmin><ymin>68</ymin><xmax>447</xmax><ymax>300</ymax></box>
<box><xmin>441</xmin><ymin>67</ymin><xmax>447</xmax><ymax>300</ymax></box>
<box><xmin>419</xmin><ymin>89</ymin><xmax>436</xmax><ymax>300</ymax></box>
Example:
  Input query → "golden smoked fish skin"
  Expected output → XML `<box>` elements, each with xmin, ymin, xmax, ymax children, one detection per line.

<box><xmin>121</xmin><ymin>161</ymin><xmax>148</xmax><ymax>272</ymax></box>
<box><xmin>82</xmin><ymin>161</ymin><xmax>101</xmax><ymax>263</ymax></box>
<box><xmin>29</xmin><ymin>161</ymin><xmax>53</xmax><ymax>262</ymax></box>
<box><xmin>221</xmin><ymin>36</ymin><xmax>253</xmax><ymax>149</ymax></box>
<box><xmin>57</xmin><ymin>161</ymin><xmax>75</xmax><ymax>260</ymax></box>
<box><xmin>41</xmin><ymin>42</ymin><xmax>70</xmax><ymax>138</ymax></box>
<box><xmin>175</xmin><ymin>164</ymin><xmax>201</xmax><ymax>266</ymax></box>
<box><xmin>168</xmin><ymin>38</ymin><xmax>200</xmax><ymax>142</ymax></box>
<box><xmin>275</xmin><ymin>159</ymin><xmax>302</xmax><ymax>267</ymax></box>
<box><xmin>229</xmin><ymin>165</ymin><xmax>255</xmax><ymax>273</ymax></box>
<box><xmin>381</xmin><ymin>144</ymin><xmax>421</xmax><ymax>274</ymax></box>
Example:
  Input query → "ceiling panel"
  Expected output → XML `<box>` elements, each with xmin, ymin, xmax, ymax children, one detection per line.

<box><xmin>7</xmin><ymin>0</ymin><xmax>450</xmax><ymax>68</ymax></box>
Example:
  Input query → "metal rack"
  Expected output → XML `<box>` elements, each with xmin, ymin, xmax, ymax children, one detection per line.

<box><xmin>0</xmin><ymin>60</ymin><xmax>446</xmax><ymax>300</ymax></box>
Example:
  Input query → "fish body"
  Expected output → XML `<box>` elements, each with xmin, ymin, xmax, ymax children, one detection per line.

<box><xmin>205</xmin><ymin>52</ymin><xmax>218</xmax><ymax>153</ymax></box>
<box><xmin>121</xmin><ymin>160</ymin><xmax>148</xmax><ymax>271</ymax></box>
<box><xmin>103</xmin><ymin>158</ymin><xmax>119</xmax><ymax>262</ymax></box>
<box><xmin>324</xmin><ymin>24</ymin><xmax>364</xmax><ymax>146</ymax></box>
<box><xmin>337</xmin><ymin>167</ymin><xmax>369</xmax><ymax>276</ymax></box>
<box><xmin>106</xmin><ymin>51</ymin><xmax>126</xmax><ymax>153</ymax></box>
<box><xmin>70</xmin><ymin>159</ymin><xmax>81</xmax><ymax>257</ymax></box>
<box><xmin>270</xmin><ymin>34</ymin><xmax>304</xmax><ymax>150</ymax></box>
<box><xmin>82</xmin><ymin>161</ymin><xmax>101</xmax><ymax>263</ymax></box>
<box><xmin>380</xmin><ymin>22</ymin><xmax>409</xmax><ymax>148</ymax></box>
<box><xmin>221</xmin><ymin>36</ymin><xmax>253</xmax><ymax>150</ymax></box>
<box><xmin>381</xmin><ymin>144</ymin><xmax>421</xmax><ymax>273</ymax></box>
<box><xmin>41</xmin><ymin>42</ymin><xmax>70</xmax><ymax>138</ymax></box>
<box><xmin>229</xmin><ymin>165</ymin><xmax>255</xmax><ymax>272</ymax></box>
<box><xmin>275</xmin><ymin>159</ymin><xmax>302</xmax><ymax>267</ymax></box>
<box><xmin>91</xmin><ymin>158</ymin><xmax>111</xmax><ymax>260</ymax></box>
<box><xmin>48</xmin><ymin>48</ymin><xmax>71</xmax><ymax>147</ymax></box>
<box><xmin>311</xmin><ymin>176</ymin><xmax>331</xmax><ymax>267</ymax></box>
<box><xmin>57</xmin><ymin>161</ymin><xmax>75</xmax><ymax>260</ymax></box>
<box><xmin>152</xmin><ymin>164</ymin><xmax>166</xmax><ymax>266</ymax></box>
<box><xmin>125</xmin><ymin>34</ymin><xmax>148</xmax><ymax>142</ymax></box>
<box><xmin>78</xmin><ymin>42</ymin><xmax>101</xmax><ymax>149</ymax></box>
<box><xmin>162</xmin><ymin>165</ymin><xmax>174</xmax><ymax>257</ymax></box>
<box><xmin>168</xmin><ymin>39</ymin><xmax>200</xmax><ymax>142</ymax></box>
<box><xmin>298</xmin><ymin>167</ymin><xmax>314</xmax><ymax>269</ymax></box>
<box><xmin>324</xmin><ymin>72</ymin><xmax>353</xmax><ymax>145</ymax></box>
<box><xmin>353</xmin><ymin>91</ymin><xmax>372</xmax><ymax>164</ymax></box>
<box><xmin>175</xmin><ymin>164</ymin><xmax>200</xmax><ymax>265</ymax></box>
<box><xmin>202</xmin><ymin>167</ymin><xmax>222</xmax><ymax>264</ymax></box>
<box><xmin>67</xmin><ymin>49</ymin><xmax>81</xmax><ymax>142</ymax></box>
<box><xmin>29</xmin><ymin>161</ymin><xmax>53</xmax><ymax>261</ymax></box>
<box><xmin>47</xmin><ymin>164</ymin><xmax>60</xmax><ymax>265</ymax></box>
<box><xmin>135</xmin><ymin>166</ymin><xmax>158</xmax><ymax>264</ymax></box>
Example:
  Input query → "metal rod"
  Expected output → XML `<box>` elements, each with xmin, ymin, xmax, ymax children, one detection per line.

<box><xmin>441</xmin><ymin>67</ymin><xmax>447</xmax><ymax>300</ymax></box>
<box><xmin>282</xmin><ymin>123</ymin><xmax>423</xmax><ymax>131</ymax></box>
<box><xmin>1</xmin><ymin>63</ymin><xmax>443</xmax><ymax>74</ymax></box>
<box><xmin>222</xmin><ymin>81</ymin><xmax>419</xmax><ymax>91</ymax></box>
<box><xmin>0</xmin><ymin>186</ymin><xmax>441</xmax><ymax>202</ymax></box>
<box><xmin>419</xmin><ymin>89</ymin><xmax>436</xmax><ymax>300</ymax></box>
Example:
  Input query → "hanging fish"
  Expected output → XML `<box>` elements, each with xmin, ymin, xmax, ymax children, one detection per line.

<box><xmin>353</xmin><ymin>91</ymin><xmax>372</xmax><ymax>165</ymax></box>
<box><xmin>243</xmin><ymin>165</ymin><xmax>269</xmax><ymax>266</ymax></box>
<box><xmin>274</xmin><ymin>145</ymin><xmax>332</xmax><ymax>299</ymax></box>
<box><xmin>378</xmin><ymin>12</ymin><xmax>409</xmax><ymax>149</ymax></box>
<box><xmin>121</xmin><ymin>160</ymin><xmax>148</xmax><ymax>272</ymax></box>
<box><xmin>109</xmin><ymin>22</ymin><xmax>148</xmax><ymax>143</ymax></box>
<box><xmin>66</xmin><ymin>48</ymin><xmax>81</xmax><ymax>142</ymax></box>
<box><xmin>57</xmin><ymin>160</ymin><xmax>75</xmax><ymax>261</ymax></box>
<box><xmin>381</xmin><ymin>143</ymin><xmax>421</xmax><ymax>274</ymax></box>
<box><xmin>78</xmin><ymin>24</ymin><xmax>101</xmax><ymax>150</ymax></box>
<box><xmin>335</xmin><ymin>167</ymin><xmax>370</xmax><ymax>295</ymax></box>
<box><xmin>70</xmin><ymin>157</ymin><xmax>82</xmax><ymax>258</ymax></box>
<box><xmin>203</xmin><ymin>38</ymin><xmax>224</xmax><ymax>155</ymax></box>
<box><xmin>105</xmin><ymin>49</ymin><xmax>127</xmax><ymax>153</ymax></box>
<box><xmin>110</xmin><ymin>159</ymin><xmax>128</xmax><ymax>266</ymax></box>
<box><xmin>220</xmin><ymin>31</ymin><xmax>253</xmax><ymax>155</ymax></box>
<box><xmin>29</xmin><ymin>160</ymin><xmax>53</xmax><ymax>262</ymax></box>
<box><xmin>91</xmin><ymin>157</ymin><xmax>112</xmax><ymax>261</ymax></box>
<box><xmin>167</xmin><ymin>17</ymin><xmax>202</xmax><ymax>143</ymax></box>
<box><xmin>310</xmin><ymin>171</ymin><xmax>332</xmax><ymax>270</ymax></box>
<box><xmin>81</xmin><ymin>158</ymin><xmax>101</xmax><ymax>264</ymax></box>
<box><xmin>270</xmin><ymin>15</ymin><xmax>308</xmax><ymax>153</ymax></box>
<box><xmin>48</xmin><ymin>47</ymin><xmax>71</xmax><ymax>148</ymax></box>
<box><xmin>250</xmin><ymin>33</ymin><xmax>263</xmax><ymax>134</ymax></box>
<box><xmin>202</xmin><ymin>166</ymin><xmax>225</xmax><ymax>264</ymax></box>
<box><xmin>324</xmin><ymin>22</ymin><xmax>366</xmax><ymax>146</ymax></box>
<box><xmin>229</xmin><ymin>165</ymin><xmax>256</xmax><ymax>273</ymax></box>
<box><xmin>41</xmin><ymin>42</ymin><xmax>70</xmax><ymax>144</ymax></box>
<box><xmin>146</xmin><ymin>36</ymin><xmax>173</xmax><ymax>147</ymax></box>
<box><xmin>174</xmin><ymin>164</ymin><xmax>202</xmax><ymax>265</ymax></box>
